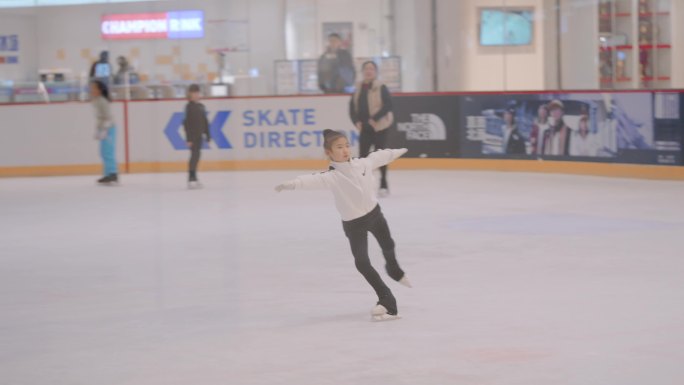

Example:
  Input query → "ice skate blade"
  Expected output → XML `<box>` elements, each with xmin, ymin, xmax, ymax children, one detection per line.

<box><xmin>371</xmin><ymin>314</ymin><xmax>401</xmax><ymax>322</ymax></box>
<box><xmin>371</xmin><ymin>304</ymin><xmax>388</xmax><ymax>316</ymax></box>
<box><xmin>399</xmin><ymin>276</ymin><xmax>412</xmax><ymax>288</ymax></box>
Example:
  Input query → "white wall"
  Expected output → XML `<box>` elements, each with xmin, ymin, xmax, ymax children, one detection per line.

<box><xmin>435</xmin><ymin>0</ymin><xmax>468</xmax><ymax>91</ymax></box>
<box><xmin>542</xmin><ymin>0</ymin><xmax>559</xmax><ymax>89</ymax></box>
<box><xmin>0</xmin><ymin>0</ymin><xmax>285</xmax><ymax>95</ymax></box>
<box><xmin>1</xmin><ymin>0</ymin><xmax>680</xmax><ymax>93</ymax></box>
<box><xmin>559</xmin><ymin>0</ymin><xmax>598</xmax><ymax>89</ymax></box>
<box><xmin>436</xmin><ymin>0</ymin><xmax>548</xmax><ymax>91</ymax></box>
<box><xmin>0</xmin><ymin>8</ymin><xmax>38</xmax><ymax>82</ymax></box>
<box><xmin>394</xmin><ymin>0</ymin><xmax>434</xmax><ymax>92</ymax></box>
<box><xmin>672</xmin><ymin>0</ymin><xmax>683</xmax><ymax>88</ymax></box>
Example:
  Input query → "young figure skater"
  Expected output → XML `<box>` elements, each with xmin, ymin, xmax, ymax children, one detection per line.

<box><xmin>90</xmin><ymin>80</ymin><xmax>118</xmax><ymax>185</ymax></box>
<box><xmin>183</xmin><ymin>84</ymin><xmax>211</xmax><ymax>189</ymax></box>
<box><xmin>275</xmin><ymin>129</ymin><xmax>411</xmax><ymax>321</ymax></box>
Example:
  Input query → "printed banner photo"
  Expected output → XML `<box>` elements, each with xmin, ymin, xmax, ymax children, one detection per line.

<box><xmin>461</xmin><ymin>92</ymin><xmax>682</xmax><ymax>165</ymax></box>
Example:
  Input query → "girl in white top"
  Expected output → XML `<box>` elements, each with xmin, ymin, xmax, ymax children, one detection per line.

<box><xmin>275</xmin><ymin>129</ymin><xmax>411</xmax><ymax>321</ymax></box>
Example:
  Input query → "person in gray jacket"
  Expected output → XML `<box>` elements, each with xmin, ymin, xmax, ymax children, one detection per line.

<box><xmin>90</xmin><ymin>80</ymin><xmax>118</xmax><ymax>184</ymax></box>
<box><xmin>183</xmin><ymin>84</ymin><xmax>211</xmax><ymax>189</ymax></box>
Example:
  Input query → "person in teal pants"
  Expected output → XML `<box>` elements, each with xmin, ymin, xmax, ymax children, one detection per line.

<box><xmin>90</xmin><ymin>80</ymin><xmax>119</xmax><ymax>184</ymax></box>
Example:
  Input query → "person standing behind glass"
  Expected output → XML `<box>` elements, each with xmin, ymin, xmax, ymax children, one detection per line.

<box><xmin>89</xmin><ymin>51</ymin><xmax>111</xmax><ymax>85</ymax></box>
<box><xmin>318</xmin><ymin>33</ymin><xmax>356</xmax><ymax>94</ymax></box>
<box><xmin>349</xmin><ymin>61</ymin><xmax>394</xmax><ymax>197</ymax></box>
<box><xmin>113</xmin><ymin>56</ymin><xmax>139</xmax><ymax>85</ymax></box>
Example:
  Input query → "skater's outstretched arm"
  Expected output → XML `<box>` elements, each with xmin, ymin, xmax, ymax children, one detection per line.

<box><xmin>275</xmin><ymin>172</ymin><xmax>332</xmax><ymax>192</ymax></box>
<box><xmin>366</xmin><ymin>148</ymin><xmax>408</xmax><ymax>169</ymax></box>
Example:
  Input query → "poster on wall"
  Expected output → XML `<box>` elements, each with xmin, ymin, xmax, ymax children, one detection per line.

<box><xmin>0</xmin><ymin>34</ymin><xmax>19</xmax><ymax>64</ymax></box>
<box><xmin>461</xmin><ymin>92</ymin><xmax>682</xmax><ymax>165</ymax></box>
<box><xmin>322</xmin><ymin>22</ymin><xmax>353</xmax><ymax>55</ymax></box>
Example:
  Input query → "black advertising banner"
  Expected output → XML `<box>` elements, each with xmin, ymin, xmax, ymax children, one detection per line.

<box><xmin>389</xmin><ymin>95</ymin><xmax>460</xmax><ymax>158</ymax></box>
<box><xmin>460</xmin><ymin>92</ymin><xmax>682</xmax><ymax>165</ymax></box>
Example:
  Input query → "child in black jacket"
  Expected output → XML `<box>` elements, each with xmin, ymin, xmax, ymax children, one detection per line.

<box><xmin>183</xmin><ymin>84</ymin><xmax>211</xmax><ymax>189</ymax></box>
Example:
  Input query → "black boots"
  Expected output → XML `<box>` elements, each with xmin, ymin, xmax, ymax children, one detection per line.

<box><xmin>97</xmin><ymin>174</ymin><xmax>118</xmax><ymax>184</ymax></box>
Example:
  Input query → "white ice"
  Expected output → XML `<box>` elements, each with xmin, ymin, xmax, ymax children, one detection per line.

<box><xmin>1</xmin><ymin>170</ymin><xmax>683</xmax><ymax>385</ymax></box>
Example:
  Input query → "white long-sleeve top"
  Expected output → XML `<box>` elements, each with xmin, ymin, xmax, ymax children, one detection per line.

<box><xmin>291</xmin><ymin>148</ymin><xmax>407</xmax><ymax>221</ymax></box>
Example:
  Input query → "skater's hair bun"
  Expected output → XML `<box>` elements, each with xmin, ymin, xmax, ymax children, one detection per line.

<box><xmin>323</xmin><ymin>129</ymin><xmax>347</xmax><ymax>151</ymax></box>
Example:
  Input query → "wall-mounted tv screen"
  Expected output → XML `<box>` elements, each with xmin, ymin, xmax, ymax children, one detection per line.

<box><xmin>479</xmin><ymin>8</ymin><xmax>534</xmax><ymax>46</ymax></box>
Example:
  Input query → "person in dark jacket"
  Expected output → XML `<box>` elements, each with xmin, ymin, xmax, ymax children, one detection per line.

<box><xmin>183</xmin><ymin>84</ymin><xmax>211</xmax><ymax>189</ymax></box>
<box><xmin>502</xmin><ymin>107</ymin><xmax>526</xmax><ymax>155</ymax></box>
<box><xmin>89</xmin><ymin>51</ymin><xmax>111</xmax><ymax>84</ymax></box>
<box><xmin>318</xmin><ymin>33</ymin><xmax>356</xmax><ymax>94</ymax></box>
<box><xmin>349</xmin><ymin>61</ymin><xmax>394</xmax><ymax>197</ymax></box>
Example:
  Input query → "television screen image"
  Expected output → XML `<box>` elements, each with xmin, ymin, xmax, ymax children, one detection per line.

<box><xmin>480</xmin><ymin>8</ymin><xmax>533</xmax><ymax>46</ymax></box>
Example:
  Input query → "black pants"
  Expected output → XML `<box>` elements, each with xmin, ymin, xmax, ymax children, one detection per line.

<box><xmin>188</xmin><ymin>140</ymin><xmax>202</xmax><ymax>178</ymax></box>
<box><xmin>342</xmin><ymin>205</ymin><xmax>404</xmax><ymax>315</ymax></box>
<box><xmin>359</xmin><ymin>125</ymin><xmax>389</xmax><ymax>189</ymax></box>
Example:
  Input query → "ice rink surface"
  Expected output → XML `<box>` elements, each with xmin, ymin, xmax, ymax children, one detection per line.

<box><xmin>1</xmin><ymin>170</ymin><xmax>683</xmax><ymax>385</ymax></box>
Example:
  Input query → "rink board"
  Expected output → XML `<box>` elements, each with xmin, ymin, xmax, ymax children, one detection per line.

<box><xmin>0</xmin><ymin>91</ymin><xmax>682</xmax><ymax>179</ymax></box>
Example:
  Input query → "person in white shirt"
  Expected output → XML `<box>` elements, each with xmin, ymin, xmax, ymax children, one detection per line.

<box><xmin>275</xmin><ymin>129</ymin><xmax>411</xmax><ymax>321</ymax></box>
<box><xmin>570</xmin><ymin>115</ymin><xmax>598</xmax><ymax>157</ymax></box>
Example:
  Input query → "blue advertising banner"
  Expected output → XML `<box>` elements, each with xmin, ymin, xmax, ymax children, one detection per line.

<box><xmin>460</xmin><ymin>92</ymin><xmax>682</xmax><ymax>165</ymax></box>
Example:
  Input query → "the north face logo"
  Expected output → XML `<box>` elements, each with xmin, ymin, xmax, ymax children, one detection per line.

<box><xmin>397</xmin><ymin>113</ymin><xmax>447</xmax><ymax>141</ymax></box>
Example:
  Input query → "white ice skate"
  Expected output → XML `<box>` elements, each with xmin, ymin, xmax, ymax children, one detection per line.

<box><xmin>399</xmin><ymin>276</ymin><xmax>413</xmax><ymax>288</ymax></box>
<box><xmin>371</xmin><ymin>304</ymin><xmax>401</xmax><ymax>322</ymax></box>
<box><xmin>187</xmin><ymin>180</ymin><xmax>203</xmax><ymax>190</ymax></box>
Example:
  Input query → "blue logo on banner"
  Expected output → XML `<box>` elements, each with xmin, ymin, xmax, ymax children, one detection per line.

<box><xmin>164</xmin><ymin>110</ymin><xmax>232</xmax><ymax>150</ymax></box>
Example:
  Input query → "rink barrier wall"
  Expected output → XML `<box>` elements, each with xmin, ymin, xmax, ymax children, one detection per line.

<box><xmin>3</xmin><ymin>159</ymin><xmax>683</xmax><ymax>181</ymax></box>
<box><xmin>1</xmin><ymin>91</ymin><xmax>683</xmax><ymax>180</ymax></box>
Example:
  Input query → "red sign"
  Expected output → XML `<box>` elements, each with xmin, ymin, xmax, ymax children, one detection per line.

<box><xmin>101</xmin><ymin>13</ymin><xmax>168</xmax><ymax>40</ymax></box>
<box><xmin>101</xmin><ymin>11</ymin><xmax>205</xmax><ymax>40</ymax></box>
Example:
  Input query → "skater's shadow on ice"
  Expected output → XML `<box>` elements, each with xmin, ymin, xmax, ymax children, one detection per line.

<box><xmin>289</xmin><ymin>312</ymin><xmax>371</xmax><ymax>327</ymax></box>
<box><xmin>449</xmin><ymin>213</ymin><xmax>675</xmax><ymax>235</ymax></box>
